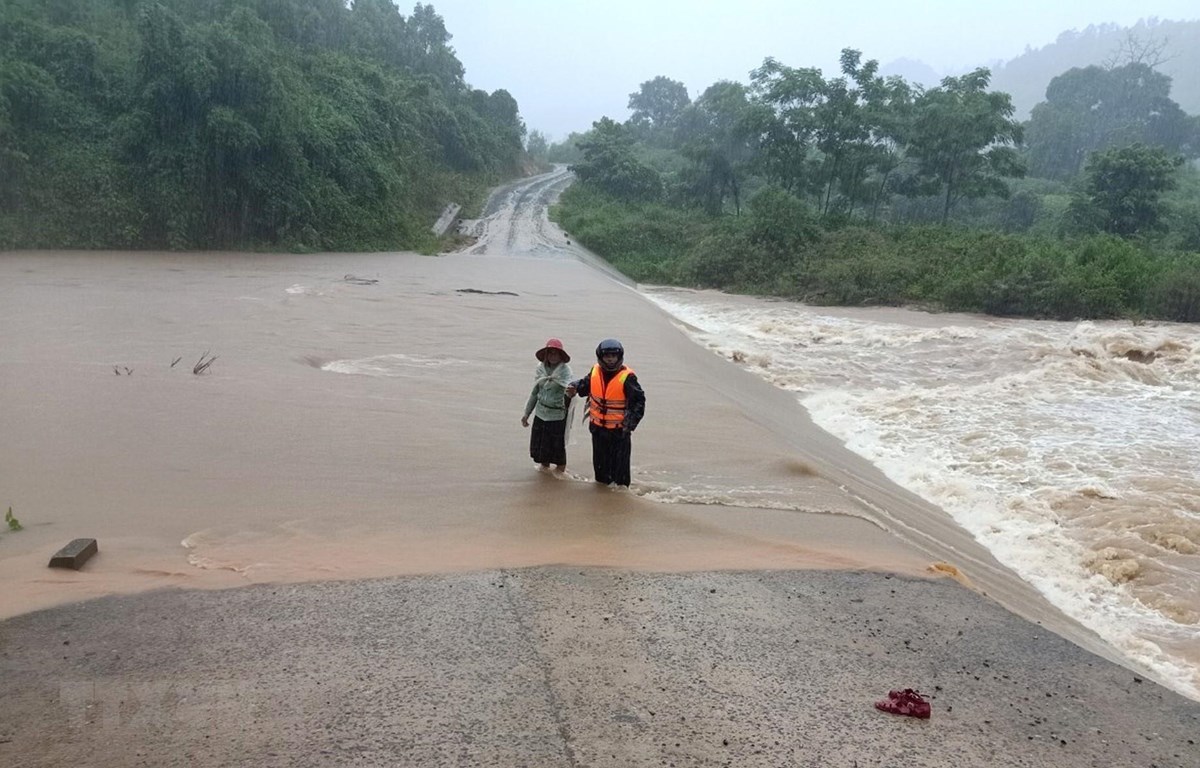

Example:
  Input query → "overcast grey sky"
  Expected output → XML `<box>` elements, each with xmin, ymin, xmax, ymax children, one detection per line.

<box><xmin>425</xmin><ymin>0</ymin><xmax>1199</xmax><ymax>141</ymax></box>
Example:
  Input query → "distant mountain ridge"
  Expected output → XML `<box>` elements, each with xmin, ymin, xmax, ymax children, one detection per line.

<box><xmin>990</xmin><ymin>18</ymin><xmax>1200</xmax><ymax>118</ymax></box>
<box><xmin>878</xmin><ymin>57</ymin><xmax>943</xmax><ymax>89</ymax></box>
<box><xmin>883</xmin><ymin>18</ymin><xmax>1199</xmax><ymax>118</ymax></box>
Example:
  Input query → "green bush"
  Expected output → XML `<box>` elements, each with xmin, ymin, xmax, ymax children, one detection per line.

<box><xmin>555</xmin><ymin>178</ymin><xmax>1200</xmax><ymax>321</ymax></box>
<box><xmin>552</xmin><ymin>184</ymin><xmax>711</xmax><ymax>283</ymax></box>
<box><xmin>677</xmin><ymin>218</ymin><xmax>758</xmax><ymax>289</ymax></box>
<box><xmin>1145</xmin><ymin>255</ymin><xmax>1200</xmax><ymax>322</ymax></box>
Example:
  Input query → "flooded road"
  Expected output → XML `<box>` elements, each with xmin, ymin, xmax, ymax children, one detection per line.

<box><xmin>2</xmin><ymin>168</ymin><xmax>1167</xmax><ymax>695</ymax></box>
<box><xmin>0</xmin><ymin>171</ymin><xmax>934</xmax><ymax>619</ymax></box>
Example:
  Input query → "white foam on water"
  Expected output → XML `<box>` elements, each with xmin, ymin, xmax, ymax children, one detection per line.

<box><xmin>645</xmin><ymin>287</ymin><xmax>1200</xmax><ymax>701</ymax></box>
<box><xmin>321</xmin><ymin>353</ymin><xmax>465</xmax><ymax>377</ymax></box>
<box><xmin>632</xmin><ymin>480</ymin><xmax>844</xmax><ymax>515</ymax></box>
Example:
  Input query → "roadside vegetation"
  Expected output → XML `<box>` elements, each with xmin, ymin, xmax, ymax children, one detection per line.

<box><xmin>0</xmin><ymin>0</ymin><xmax>528</xmax><ymax>251</ymax></box>
<box><xmin>547</xmin><ymin>44</ymin><xmax>1200</xmax><ymax>321</ymax></box>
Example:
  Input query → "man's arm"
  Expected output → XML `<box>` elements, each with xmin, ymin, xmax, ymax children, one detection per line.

<box><xmin>565</xmin><ymin>376</ymin><xmax>590</xmax><ymax>398</ymax></box>
<box><xmin>622</xmin><ymin>374</ymin><xmax>645</xmax><ymax>432</ymax></box>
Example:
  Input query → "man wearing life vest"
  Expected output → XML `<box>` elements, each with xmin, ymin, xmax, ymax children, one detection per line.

<box><xmin>564</xmin><ymin>338</ymin><xmax>646</xmax><ymax>487</ymax></box>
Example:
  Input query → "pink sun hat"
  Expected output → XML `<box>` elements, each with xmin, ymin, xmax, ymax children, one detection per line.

<box><xmin>535</xmin><ymin>338</ymin><xmax>570</xmax><ymax>363</ymax></box>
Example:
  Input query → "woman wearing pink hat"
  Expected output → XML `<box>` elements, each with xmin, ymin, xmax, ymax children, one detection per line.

<box><xmin>521</xmin><ymin>338</ymin><xmax>574</xmax><ymax>472</ymax></box>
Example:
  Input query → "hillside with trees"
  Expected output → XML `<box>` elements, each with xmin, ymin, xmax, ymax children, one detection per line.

<box><xmin>549</xmin><ymin>47</ymin><xmax>1200</xmax><ymax>321</ymax></box>
<box><xmin>0</xmin><ymin>0</ymin><xmax>528</xmax><ymax>251</ymax></box>
<box><xmin>989</xmin><ymin>18</ymin><xmax>1200</xmax><ymax>118</ymax></box>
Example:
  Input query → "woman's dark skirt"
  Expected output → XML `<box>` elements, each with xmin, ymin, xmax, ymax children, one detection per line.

<box><xmin>529</xmin><ymin>416</ymin><xmax>567</xmax><ymax>466</ymax></box>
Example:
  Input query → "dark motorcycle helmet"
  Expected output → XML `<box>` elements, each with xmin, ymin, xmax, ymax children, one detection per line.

<box><xmin>595</xmin><ymin>338</ymin><xmax>625</xmax><ymax>371</ymax></box>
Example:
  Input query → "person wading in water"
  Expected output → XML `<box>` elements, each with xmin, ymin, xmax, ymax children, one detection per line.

<box><xmin>565</xmin><ymin>338</ymin><xmax>645</xmax><ymax>487</ymax></box>
<box><xmin>522</xmin><ymin>338</ymin><xmax>573</xmax><ymax>472</ymax></box>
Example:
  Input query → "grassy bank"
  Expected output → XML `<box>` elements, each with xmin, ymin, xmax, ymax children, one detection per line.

<box><xmin>552</xmin><ymin>184</ymin><xmax>1200</xmax><ymax>322</ymax></box>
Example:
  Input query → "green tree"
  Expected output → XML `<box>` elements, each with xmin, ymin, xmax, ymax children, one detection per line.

<box><xmin>747</xmin><ymin>57</ymin><xmax>825</xmax><ymax>195</ymax></box>
<box><xmin>674</xmin><ymin>81</ymin><xmax>755</xmax><ymax>214</ymax></box>
<box><xmin>627</xmin><ymin>75</ymin><xmax>690</xmax><ymax>144</ymax></box>
<box><xmin>526</xmin><ymin>129</ymin><xmax>549</xmax><ymax>159</ymax></box>
<box><xmin>907</xmin><ymin>68</ymin><xmax>1025</xmax><ymax>223</ymax></box>
<box><xmin>1025</xmin><ymin>63</ymin><xmax>1199</xmax><ymax>180</ymax></box>
<box><xmin>745</xmin><ymin>51</ymin><xmax>914</xmax><ymax>217</ymax></box>
<box><xmin>812</xmin><ymin>49</ymin><xmax>887</xmax><ymax>217</ymax></box>
<box><xmin>406</xmin><ymin>3</ymin><xmax>466</xmax><ymax>89</ymax></box>
<box><xmin>1072</xmin><ymin>143</ymin><xmax>1183</xmax><ymax>237</ymax></box>
<box><xmin>571</xmin><ymin>117</ymin><xmax>662</xmax><ymax>201</ymax></box>
<box><xmin>858</xmin><ymin>72</ymin><xmax>916</xmax><ymax>220</ymax></box>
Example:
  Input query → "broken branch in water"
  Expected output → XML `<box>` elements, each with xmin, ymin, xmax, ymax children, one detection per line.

<box><xmin>171</xmin><ymin>356</ymin><xmax>182</xmax><ymax>368</ymax></box>
<box><xmin>193</xmin><ymin>351</ymin><xmax>218</xmax><ymax>375</ymax></box>
<box><xmin>344</xmin><ymin>274</ymin><xmax>378</xmax><ymax>285</ymax></box>
<box><xmin>456</xmin><ymin>288</ymin><xmax>519</xmax><ymax>296</ymax></box>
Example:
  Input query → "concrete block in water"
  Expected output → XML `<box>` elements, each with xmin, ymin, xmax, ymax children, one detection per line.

<box><xmin>49</xmin><ymin>538</ymin><xmax>98</xmax><ymax>570</ymax></box>
<box><xmin>430</xmin><ymin>203</ymin><xmax>462</xmax><ymax>236</ymax></box>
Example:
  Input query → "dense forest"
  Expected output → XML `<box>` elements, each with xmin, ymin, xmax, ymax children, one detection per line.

<box><xmin>545</xmin><ymin>38</ymin><xmax>1200</xmax><ymax>321</ymax></box>
<box><xmin>0</xmin><ymin>0</ymin><xmax>527</xmax><ymax>251</ymax></box>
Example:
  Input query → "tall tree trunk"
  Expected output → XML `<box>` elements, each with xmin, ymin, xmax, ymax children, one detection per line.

<box><xmin>822</xmin><ymin>153</ymin><xmax>841</xmax><ymax>216</ymax></box>
<box><xmin>871</xmin><ymin>169</ymin><xmax>892</xmax><ymax>222</ymax></box>
<box><xmin>941</xmin><ymin>162</ymin><xmax>957</xmax><ymax>225</ymax></box>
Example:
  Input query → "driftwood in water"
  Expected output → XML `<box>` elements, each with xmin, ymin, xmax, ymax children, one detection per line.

<box><xmin>194</xmin><ymin>351</ymin><xmax>218</xmax><ymax>375</ymax></box>
<box><xmin>456</xmin><ymin>288</ymin><xmax>518</xmax><ymax>297</ymax></box>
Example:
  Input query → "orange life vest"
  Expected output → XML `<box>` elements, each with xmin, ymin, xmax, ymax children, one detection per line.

<box><xmin>587</xmin><ymin>364</ymin><xmax>634</xmax><ymax>430</ymax></box>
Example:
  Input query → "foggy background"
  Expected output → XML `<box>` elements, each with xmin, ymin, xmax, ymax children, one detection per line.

<box><xmin>428</xmin><ymin>0</ymin><xmax>1200</xmax><ymax>140</ymax></box>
